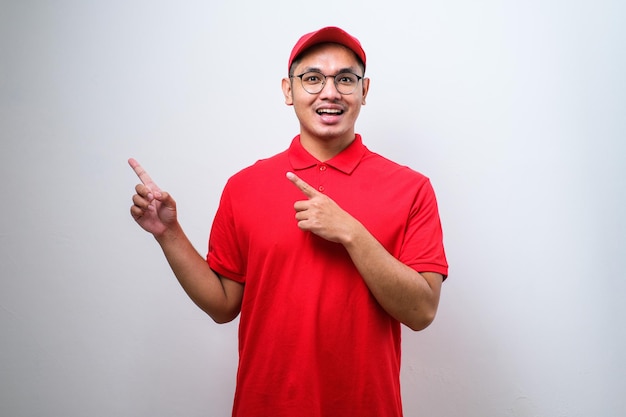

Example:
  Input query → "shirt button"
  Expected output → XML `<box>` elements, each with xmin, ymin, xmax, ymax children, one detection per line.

<box><xmin>319</xmin><ymin>165</ymin><xmax>327</xmax><ymax>171</ymax></box>
<box><xmin>318</xmin><ymin>186</ymin><xmax>325</xmax><ymax>192</ymax></box>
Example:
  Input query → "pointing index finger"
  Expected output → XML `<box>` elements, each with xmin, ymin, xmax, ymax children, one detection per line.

<box><xmin>286</xmin><ymin>171</ymin><xmax>318</xmax><ymax>198</ymax></box>
<box><xmin>128</xmin><ymin>158</ymin><xmax>161</xmax><ymax>192</ymax></box>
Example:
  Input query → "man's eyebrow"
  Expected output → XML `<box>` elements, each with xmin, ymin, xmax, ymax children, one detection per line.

<box><xmin>299</xmin><ymin>66</ymin><xmax>322</xmax><ymax>74</ymax></box>
<box><xmin>300</xmin><ymin>66</ymin><xmax>360</xmax><ymax>74</ymax></box>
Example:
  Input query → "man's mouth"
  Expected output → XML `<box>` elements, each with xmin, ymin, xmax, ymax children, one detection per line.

<box><xmin>317</xmin><ymin>108</ymin><xmax>343</xmax><ymax>116</ymax></box>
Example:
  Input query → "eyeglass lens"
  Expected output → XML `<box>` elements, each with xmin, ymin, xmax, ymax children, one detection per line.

<box><xmin>299</xmin><ymin>72</ymin><xmax>360</xmax><ymax>94</ymax></box>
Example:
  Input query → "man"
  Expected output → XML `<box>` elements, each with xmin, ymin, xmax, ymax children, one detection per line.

<box><xmin>129</xmin><ymin>26</ymin><xmax>448</xmax><ymax>417</ymax></box>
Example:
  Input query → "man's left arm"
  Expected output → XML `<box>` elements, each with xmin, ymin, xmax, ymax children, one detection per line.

<box><xmin>342</xmin><ymin>226</ymin><xmax>443</xmax><ymax>330</ymax></box>
<box><xmin>287</xmin><ymin>172</ymin><xmax>442</xmax><ymax>330</ymax></box>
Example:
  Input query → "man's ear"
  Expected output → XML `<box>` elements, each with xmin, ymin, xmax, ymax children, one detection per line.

<box><xmin>361</xmin><ymin>77</ymin><xmax>370</xmax><ymax>105</ymax></box>
<box><xmin>282</xmin><ymin>77</ymin><xmax>294</xmax><ymax>106</ymax></box>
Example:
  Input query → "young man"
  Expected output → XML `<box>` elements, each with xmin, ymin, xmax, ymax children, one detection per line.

<box><xmin>130</xmin><ymin>26</ymin><xmax>448</xmax><ymax>417</ymax></box>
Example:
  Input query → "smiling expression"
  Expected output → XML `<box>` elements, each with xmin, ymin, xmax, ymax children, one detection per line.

<box><xmin>282</xmin><ymin>43</ymin><xmax>370</xmax><ymax>156</ymax></box>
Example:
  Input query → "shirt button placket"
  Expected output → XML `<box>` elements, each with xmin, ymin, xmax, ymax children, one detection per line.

<box><xmin>318</xmin><ymin>164</ymin><xmax>327</xmax><ymax>193</ymax></box>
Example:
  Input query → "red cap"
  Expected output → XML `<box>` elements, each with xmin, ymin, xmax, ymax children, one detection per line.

<box><xmin>288</xmin><ymin>26</ymin><xmax>366</xmax><ymax>73</ymax></box>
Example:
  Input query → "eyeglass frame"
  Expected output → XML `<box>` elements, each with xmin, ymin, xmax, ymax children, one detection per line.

<box><xmin>289</xmin><ymin>70</ymin><xmax>364</xmax><ymax>95</ymax></box>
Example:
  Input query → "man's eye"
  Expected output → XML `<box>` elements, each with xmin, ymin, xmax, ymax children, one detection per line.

<box><xmin>338</xmin><ymin>75</ymin><xmax>356</xmax><ymax>84</ymax></box>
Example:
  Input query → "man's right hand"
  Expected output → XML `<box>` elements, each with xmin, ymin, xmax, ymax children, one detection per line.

<box><xmin>128</xmin><ymin>158</ymin><xmax>177</xmax><ymax>237</ymax></box>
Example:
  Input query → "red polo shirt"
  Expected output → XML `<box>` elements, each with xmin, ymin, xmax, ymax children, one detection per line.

<box><xmin>208</xmin><ymin>134</ymin><xmax>448</xmax><ymax>417</ymax></box>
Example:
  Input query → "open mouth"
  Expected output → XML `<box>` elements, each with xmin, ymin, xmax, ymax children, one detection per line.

<box><xmin>317</xmin><ymin>108</ymin><xmax>343</xmax><ymax>116</ymax></box>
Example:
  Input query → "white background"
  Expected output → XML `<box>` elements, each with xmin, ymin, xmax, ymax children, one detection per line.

<box><xmin>1</xmin><ymin>1</ymin><xmax>624</xmax><ymax>416</ymax></box>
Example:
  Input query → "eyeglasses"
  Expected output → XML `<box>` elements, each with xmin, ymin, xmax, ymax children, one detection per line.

<box><xmin>290</xmin><ymin>71</ymin><xmax>363</xmax><ymax>95</ymax></box>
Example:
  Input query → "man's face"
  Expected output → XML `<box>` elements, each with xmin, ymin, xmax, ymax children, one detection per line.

<box><xmin>282</xmin><ymin>43</ymin><xmax>369</xmax><ymax>145</ymax></box>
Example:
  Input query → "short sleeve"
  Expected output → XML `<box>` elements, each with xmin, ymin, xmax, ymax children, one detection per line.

<box><xmin>400</xmin><ymin>179</ymin><xmax>448</xmax><ymax>279</ymax></box>
<box><xmin>207</xmin><ymin>180</ymin><xmax>247</xmax><ymax>283</ymax></box>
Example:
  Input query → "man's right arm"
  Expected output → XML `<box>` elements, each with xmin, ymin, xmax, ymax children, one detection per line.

<box><xmin>155</xmin><ymin>222</ymin><xmax>243</xmax><ymax>323</ymax></box>
<box><xmin>129</xmin><ymin>158</ymin><xmax>243</xmax><ymax>323</ymax></box>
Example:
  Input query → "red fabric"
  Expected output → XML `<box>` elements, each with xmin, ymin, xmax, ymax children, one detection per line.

<box><xmin>288</xmin><ymin>26</ymin><xmax>366</xmax><ymax>72</ymax></box>
<box><xmin>208</xmin><ymin>135</ymin><xmax>448</xmax><ymax>417</ymax></box>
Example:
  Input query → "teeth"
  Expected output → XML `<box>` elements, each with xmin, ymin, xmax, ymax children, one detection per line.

<box><xmin>318</xmin><ymin>109</ymin><xmax>342</xmax><ymax>114</ymax></box>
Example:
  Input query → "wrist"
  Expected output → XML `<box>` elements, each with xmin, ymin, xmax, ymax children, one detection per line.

<box><xmin>154</xmin><ymin>221</ymin><xmax>183</xmax><ymax>246</ymax></box>
<box><xmin>341</xmin><ymin>219</ymin><xmax>367</xmax><ymax>249</ymax></box>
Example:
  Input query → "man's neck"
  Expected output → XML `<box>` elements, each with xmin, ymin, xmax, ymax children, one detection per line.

<box><xmin>299</xmin><ymin>133</ymin><xmax>356</xmax><ymax>162</ymax></box>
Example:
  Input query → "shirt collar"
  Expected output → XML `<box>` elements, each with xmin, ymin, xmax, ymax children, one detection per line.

<box><xmin>288</xmin><ymin>134</ymin><xmax>366</xmax><ymax>175</ymax></box>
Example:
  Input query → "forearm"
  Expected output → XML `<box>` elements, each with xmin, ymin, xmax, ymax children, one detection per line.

<box><xmin>286</xmin><ymin>172</ymin><xmax>442</xmax><ymax>329</ymax></box>
<box><xmin>155</xmin><ymin>223</ymin><xmax>241</xmax><ymax>323</ymax></box>
<box><xmin>343</xmin><ymin>224</ymin><xmax>442</xmax><ymax>331</ymax></box>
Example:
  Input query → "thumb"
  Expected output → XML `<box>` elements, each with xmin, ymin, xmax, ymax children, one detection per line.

<box><xmin>154</xmin><ymin>190</ymin><xmax>176</xmax><ymax>209</ymax></box>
